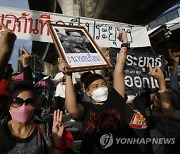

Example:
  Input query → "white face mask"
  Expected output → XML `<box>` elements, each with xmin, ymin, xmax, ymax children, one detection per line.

<box><xmin>91</xmin><ymin>87</ymin><xmax>108</xmax><ymax>102</ymax></box>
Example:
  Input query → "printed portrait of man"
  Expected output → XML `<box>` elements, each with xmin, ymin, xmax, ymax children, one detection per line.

<box><xmin>56</xmin><ymin>28</ymin><xmax>97</xmax><ymax>54</ymax></box>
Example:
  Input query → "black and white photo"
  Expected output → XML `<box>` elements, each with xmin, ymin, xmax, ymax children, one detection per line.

<box><xmin>48</xmin><ymin>23</ymin><xmax>112</xmax><ymax>72</ymax></box>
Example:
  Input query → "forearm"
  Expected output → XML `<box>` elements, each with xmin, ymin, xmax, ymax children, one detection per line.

<box><xmin>159</xmin><ymin>80</ymin><xmax>180</xmax><ymax>121</ymax></box>
<box><xmin>162</xmin><ymin>106</ymin><xmax>180</xmax><ymax>121</ymax></box>
<box><xmin>113</xmin><ymin>47</ymin><xmax>127</xmax><ymax>97</ymax></box>
<box><xmin>158</xmin><ymin>79</ymin><xmax>167</xmax><ymax>91</ymax></box>
<box><xmin>172</xmin><ymin>62</ymin><xmax>178</xmax><ymax>74</ymax></box>
<box><xmin>0</xmin><ymin>48</ymin><xmax>13</xmax><ymax>78</ymax></box>
<box><xmin>65</xmin><ymin>74</ymin><xmax>83</xmax><ymax>119</ymax></box>
<box><xmin>114</xmin><ymin>48</ymin><xmax>126</xmax><ymax>74</ymax></box>
<box><xmin>23</xmin><ymin>66</ymin><xmax>33</xmax><ymax>82</ymax></box>
<box><xmin>159</xmin><ymin>90</ymin><xmax>171</xmax><ymax>110</ymax></box>
<box><xmin>157</xmin><ymin>77</ymin><xmax>172</xmax><ymax>109</ymax></box>
<box><xmin>113</xmin><ymin>70</ymin><xmax>125</xmax><ymax>97</ymax></box>
<box><xmin>158</xmin><ymin>79</ymin><xmax>180</xmax><ymax>121</ymax></box>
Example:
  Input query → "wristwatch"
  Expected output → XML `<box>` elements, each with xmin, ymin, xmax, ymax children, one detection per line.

<box><xmin>121</xmin><ymin>43</ymin><xmax>130</xmax><ymax>50</ymax></box>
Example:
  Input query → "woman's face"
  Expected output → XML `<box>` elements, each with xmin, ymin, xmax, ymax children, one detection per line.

<box><xmin>10</xmin><ymin>90</ymin><xmax>35</xmax><ymax>108</ymax></box>
<box><xmin>9</xmin><ymin>89</ymin><xmax>35</xmax><ymax>123</ymax></box>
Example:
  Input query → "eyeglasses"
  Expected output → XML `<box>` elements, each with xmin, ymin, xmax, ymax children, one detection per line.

<box><xmin>11</xmin><ymin>97</ymin><xmax>35</xmax><ymax>108</ymax></box>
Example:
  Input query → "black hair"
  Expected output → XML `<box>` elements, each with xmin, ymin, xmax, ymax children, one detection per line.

<box><xmin>65</xmin><ymin>29</ymin><xmax>84</xmax><ymax>36</ymax></box>
<box><xmin>84</xmin><ymin>73</ymin><xmax>105</xmax><ymax>90</ymax></box>
<box><xmin>10</xmin><ymin>81</ymin><xmax>35</xmax><ymax>94</ymax></box>
<box><xmin>8</xmin><ymin>81</ymin><xmax>36</xmax><ymax>107</ymax></box>
<box><xmin>80</xmin><ymin>72</ymin><xmax>93</xmax><ymax>84</ymax></box>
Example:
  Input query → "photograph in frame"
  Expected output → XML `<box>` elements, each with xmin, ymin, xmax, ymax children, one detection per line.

<box><xmin>48</xmin><ymin>23</ymin><xmax>112</xmax><ymax>72</ymax></box>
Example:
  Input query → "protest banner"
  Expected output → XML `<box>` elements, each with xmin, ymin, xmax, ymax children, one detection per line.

<box><xmin>0</xmin><ymin>6</ymin><xmax>151</xmax><ymax>48</ymax></box>
<box><xmin>109</xmin><ymin>48</ymin><xmax>166</xmax><ymax>94</ymax></box>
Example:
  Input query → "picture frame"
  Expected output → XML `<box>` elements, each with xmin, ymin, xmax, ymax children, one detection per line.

<box><xmin>48</xmin><ymin>23</ymin><xmax>112</xmax><ymax>73</ymax></box>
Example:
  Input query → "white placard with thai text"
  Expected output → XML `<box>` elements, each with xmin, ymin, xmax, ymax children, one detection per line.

<box><xmin>0</xmin><ymin>6</ymin><xmax>151</xmax><ymax>48</ymax></box>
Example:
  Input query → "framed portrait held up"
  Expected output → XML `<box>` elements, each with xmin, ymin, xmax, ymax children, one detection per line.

<box><xmin>48</xmin><ymin>23</ymin><xmax>112</xmax><ymax>73</ymax></box>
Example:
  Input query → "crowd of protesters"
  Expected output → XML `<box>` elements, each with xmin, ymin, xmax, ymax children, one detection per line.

<box><xmin>0</xmin><ymin>26</ymin><xmax>179</xmax><ymax>154</ymax></box>
<box><xmin>0</xmin><ymin>29</ymin><xmax>73</xmax><ymax>154</ymax></box>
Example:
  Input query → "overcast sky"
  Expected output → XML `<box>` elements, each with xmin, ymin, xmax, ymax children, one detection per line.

<box><xmin>0</xmin><ymin>0</ymin><xmax>32</xmax><ymax>71</ymax></box>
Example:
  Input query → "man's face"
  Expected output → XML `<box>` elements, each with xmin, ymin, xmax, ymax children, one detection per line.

<box><xmin>86</xmin><ymin>79</ymin><xmax>108</xmax><ymax>96</ymax></box>
<box><xmin>69</xmin><ymin>32</ymin><xmax>83</xmax><ymax>44</ymax></box>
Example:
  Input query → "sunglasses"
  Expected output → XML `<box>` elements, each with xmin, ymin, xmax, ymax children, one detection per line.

<box><xmin>11</xmin><ymin>97</ymin><xmax>35</xmax><ymax>108</ymax></box>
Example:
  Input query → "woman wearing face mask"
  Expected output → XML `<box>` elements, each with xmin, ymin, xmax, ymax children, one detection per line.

<box><xmin>59</xmin><ymin>29</ymin><xmax>143</xmax><ymax>154</ymax></box>
<box><xmin>0</xmin><ymin>81</ymin><xmax>73</xmax><ymax>154</ymax></box>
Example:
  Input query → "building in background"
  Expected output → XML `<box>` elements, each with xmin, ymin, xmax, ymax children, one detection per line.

<box><xmin>147</xmin><ymin>2</ymin><xmax>180</xmax><ymax>77</ymax></box>
<box><xmin>27</xmin><ymin>0</ymin><xmax>180</xmax><ymax>77</ymax></box>
<box><xmin>147</xmin><ymin>2</ymin><xmax>180</xmax><ymax>30</ymax></box>
<box><xmin>57</xmin><ymin>0</ymin><xmax>81</xmax><ymax>16</ymax></box>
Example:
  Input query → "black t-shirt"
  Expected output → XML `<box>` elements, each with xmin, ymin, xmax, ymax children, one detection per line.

<box><xmin>80</xmin><ymin>88</ymin><xmax>143</xmax><ymax>154</ymax></box>
<box><xmin>123</xmin><ymin>96</ymin><xmax>153</xmax><ymax>154</ymax></box>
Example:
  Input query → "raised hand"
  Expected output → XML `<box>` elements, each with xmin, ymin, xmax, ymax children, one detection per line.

<box><xmin>0</xmin><ymin>22</ymin><xmax>16</xmax><ymax>49</ymax></box>
<box><xmin>148</xmin><ymin>64</ymin><xmax>164</xmax><ymax>82</ymax></box>
<box><xmin>0</xmin><ymin>31</ymin><xmax>16</xmax><ymax>51</ymax></box>
<box><xmin>21</xmin><ymin>46</ymin><xmax>32</xmax><ymax>67</ymax></box>
<box><xmin>116</xmin><ymin>29</ymin><xmax>128</xmax><ymax>66</ymax></box>
<box><xmin>169</xmin><ymin>49</ymin><xmax>180</xmax><ymax>64</ymax></box>
<box><xmin>58</xmin><ymin>57</ymin><xmax>68</xmax><ymax>72</ymax></box>
<box><xmin>117</xmin><ymin>27</ymin><xmax>128</xmax><ymax>43</ymax></box>
<box><xmin>52</xmin><ymin>109</ymin><xmax>64</xmax><ymax>144</ymax></box>
<box><xmin>0</xmin><ymin>22</ymin><xmax>16</xmax><ymax>78</ymax></box>
<box><xmin>103</xmin><ymin>49</ymin><xmax>110</xmax><ymax>62</ymax></box>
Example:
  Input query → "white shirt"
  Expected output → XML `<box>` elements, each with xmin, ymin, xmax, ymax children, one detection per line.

<box><xmin>54</xmin><ymin>72</ymin><xmax>76</xmax><ymax>98</ymax></box>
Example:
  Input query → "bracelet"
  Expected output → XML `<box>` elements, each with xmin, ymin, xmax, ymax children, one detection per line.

<box><xmin>121</xmin><ymin>43</ymin><xmax>130</xmax><ymax>50</ymax></box>
<box><xmin>158</xmin><ymin>89</ymin><xmax>168</xmax><ymax>93</ymax></box>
